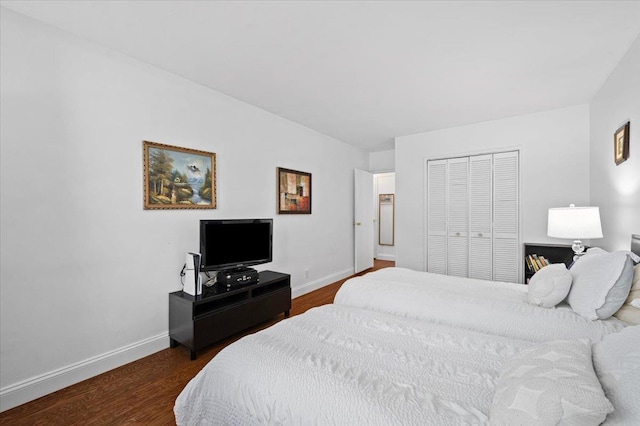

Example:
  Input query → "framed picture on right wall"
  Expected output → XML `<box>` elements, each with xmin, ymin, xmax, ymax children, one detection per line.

<box><xmin>614</xmin><ymin>121</ymin><xmax>630</xmax><ymax>165</ymax></box>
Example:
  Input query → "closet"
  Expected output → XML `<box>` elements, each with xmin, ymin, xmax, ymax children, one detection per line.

<box><xmin>426</xmin><ymin>151</ymin><xmax>519</xmax><ymax>282</ymax></box>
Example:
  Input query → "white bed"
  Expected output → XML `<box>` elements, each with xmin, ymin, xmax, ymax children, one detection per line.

<box><xmin>175</xmin><ymin>304</ymin><xmax>533</xmax><ymax>425</ymax></box>
<box><xmin>334</xmin><ymin>268</ymin><xmax>626</xmax><ymax>343</ymax></box>
<box><xmin>175</xmin><ymin>239</ymin><xmax>640</xmax><ymax>425</ymax></box>
<box><xmin>175</xmin><ymin>302</ymin><xmax>639</xmax><ymax>425</ymax></box>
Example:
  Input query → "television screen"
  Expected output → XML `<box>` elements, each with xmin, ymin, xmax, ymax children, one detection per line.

<box><xmin>200</xmin><ymin>219</ymin><xmax>272</xmax><ymax>271</ymax></box>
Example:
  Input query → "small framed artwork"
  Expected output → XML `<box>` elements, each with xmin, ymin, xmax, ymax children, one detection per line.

<box><xmin>277</xmin><ymin>167</ymin><xmax>311</xmax><ymax>214</ymax></box>
<box><xmin>614</xmin><ymin>121</ymin><xmax>630</xmax><ymax>165</ymax></box>
<box><xmin>143</xmin><ymin>140</ymin><xmax>216</xmax><ymax>209</ymax></box>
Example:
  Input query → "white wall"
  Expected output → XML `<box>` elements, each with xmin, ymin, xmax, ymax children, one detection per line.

<box><xmin>369</xmin><ymin>149</ymin><xmax>395</xmax><ymax>172</ymax></box>
<box><xmin>0</xmin><ymin>9</ymin><xmax>367</xmax><ymax>410</ymax></box>
<box><xmin>395</xmin><ymin>105</ymin><xmax>590</xmax><ymax>271</ymax></box>
<box><xmin>374</xmin><ymin>173</ymin><xmax>396</xmax><ymax>260</ymax></box>
<box><xmin>590</xmin><ymin>36</ymin><xmax>640</xmax><ymax>250</ymax></box>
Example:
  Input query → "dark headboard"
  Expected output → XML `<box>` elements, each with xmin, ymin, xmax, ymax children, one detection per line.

<box><xmin>632</xmin><ymin>234</ymin><xmax>640</xmax><ymax>257</ymax></box>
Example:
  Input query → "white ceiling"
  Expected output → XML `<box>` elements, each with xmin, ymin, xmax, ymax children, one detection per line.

<box><xmin>3</xmin><ymin>1</ymin><xmax>640</xmax><ymax>152</ymax></box>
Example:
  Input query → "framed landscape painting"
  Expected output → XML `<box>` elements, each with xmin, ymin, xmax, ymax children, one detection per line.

<box><xmin>277</xmin><ymin>167</ymin><xmax>311</xmax><ymax>214</ymax></box>
<box><xmin>143</xmin><ymin>141</ymin><xmax>216</xmax><ymax>209</ymax></box>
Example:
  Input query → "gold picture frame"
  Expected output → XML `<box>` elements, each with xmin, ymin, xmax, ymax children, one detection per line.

<box><xmin>143</xmin><ymin>140</ymin><xmax>216</xmax><ymax>209</ymax></box>
<box><xmin>614</xmin><ymin>121</ymin><xmax>630</xmax><ymax>165</ymax></box>
<box><xmin>277</xmin><ymin>167</ymin><xmax>311</xmax><ymax>214</ymax></box>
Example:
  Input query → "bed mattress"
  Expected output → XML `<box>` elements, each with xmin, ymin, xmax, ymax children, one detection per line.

<box><xmin>174</xmin><ymin>304</ymin><xmax>534</xmax><ymax>425</ymax></box>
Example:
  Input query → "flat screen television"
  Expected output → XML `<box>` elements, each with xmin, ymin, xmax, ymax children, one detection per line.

<box><xmin>199</xmin><ymin>219</ymin><xmax>273</xmax><ymax>272</ymax></box>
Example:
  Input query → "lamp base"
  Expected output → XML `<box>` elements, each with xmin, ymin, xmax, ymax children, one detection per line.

<box><xmin>572</xmin><ymin>239</ymin><xmax>586</xmax><ymax>261</ymax></box>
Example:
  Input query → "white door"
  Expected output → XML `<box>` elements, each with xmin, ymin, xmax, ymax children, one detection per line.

<box><xmin>354</xmin><ymin>169</ymin><xmax>374</xmax><ymax>273</ymax></box>
<box><xmin>447</xmin><ymin>157</ymin><xmax>469</xmax><ymax>277</ymax></box>
<box><xmin>426</xmin><ymin>159</ymin><xmax>447</xmax><ymax>274</ymax></box>
<box><xmin>468</xmin><ymin>154</ymin><xmax>493</xmax><ymax>280</ymax></box>
<box><xmin>493</xmin><ymin>151</ymin><xmax>520</xmax><ymax>282</ymax></box>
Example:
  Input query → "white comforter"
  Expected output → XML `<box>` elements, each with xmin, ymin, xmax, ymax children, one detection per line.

<box><xmin>334</xmin><ymin>268</ymin><xmax>626</xmax><ymax>343</ymax></box>
<box><xmin>174</xmin><ymin>304</ymin><xmax>533</xmax><ymax>425</ymax></box>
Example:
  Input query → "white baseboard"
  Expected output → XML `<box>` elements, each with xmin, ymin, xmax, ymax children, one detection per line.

<box><xmin>1</xmin><ymin>269</ymin><xmax>356</xmax><ymax>413</ymax></box>
<box><xmin>375</xmin><ymin>254</ymin><xmax>396</xmax><ymax>261</ymax></box>
<box><xmin>0</xmin><ymin>333</ymin><xmax>168</xmax><ymax>413</ymax></box>
<box><xmin>291</xmin><ymin>267</ymin><xmax>354</xmax><ymax>299</ymax></box>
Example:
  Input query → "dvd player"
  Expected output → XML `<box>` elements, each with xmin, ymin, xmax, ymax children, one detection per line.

<box><xmin>217</xmin><ymin>268</ymin><xmax>259</xmax><ymax>287</ymax></box>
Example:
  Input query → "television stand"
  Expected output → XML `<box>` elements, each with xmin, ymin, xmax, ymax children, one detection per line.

<box><xmin>169</xmin><ymin>270</ymin><xmax>291</xmax><ymax>360</ymax></box>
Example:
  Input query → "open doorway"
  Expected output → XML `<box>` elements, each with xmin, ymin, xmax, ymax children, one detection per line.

<box><xmin>354</xmin><ymin>170</ymin><xmax>396</xmax><ymax>274</ymax></box>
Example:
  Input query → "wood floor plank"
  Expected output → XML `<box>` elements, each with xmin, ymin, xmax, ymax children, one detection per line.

<box><xmin>0</xmin><ymin>260</ymin><xmax>394</xmax><ymax>425</ymax></box>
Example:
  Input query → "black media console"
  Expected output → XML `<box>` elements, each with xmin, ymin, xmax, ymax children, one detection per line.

<box><xmin>169</xmin><ymin>270</ymin><xmax>291</xmax><ymax>360</ymax></box>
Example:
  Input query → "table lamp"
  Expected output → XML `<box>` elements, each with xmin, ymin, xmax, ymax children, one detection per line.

<box><xmin>548</xmin><ymin>204</ymin><xmax>603</xmax><ymax>259</ymax></box>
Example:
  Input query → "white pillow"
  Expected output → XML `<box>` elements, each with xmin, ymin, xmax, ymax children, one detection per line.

<box><xmin>586</xmin><ymin>246</ymin><xmax>640</xmax><ymax>263</ymax></box>
<box><xmin>527</xmin><ymin>263</ymin><xmax>572</xmax><ymax>308</ymax></box>
<box><xmin>568</xmin><ymin>250</ymin><xmax>635</xmax><ymax>320</ymax></box>
<box><xmin>490</xmin><ymin>338</ymin><xmax>613</xmax><ymax>425</ymax></box>
<box><xmin>592</xmin><ymin>326</ymin><xmax>640</xmax><ymax>425</ymax></box>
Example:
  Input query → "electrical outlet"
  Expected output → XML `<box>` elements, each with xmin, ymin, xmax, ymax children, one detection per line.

<box><xmin>304</xmin><ymin>269</ymin><xmax>310</xmax><ymax>279</ymax></box>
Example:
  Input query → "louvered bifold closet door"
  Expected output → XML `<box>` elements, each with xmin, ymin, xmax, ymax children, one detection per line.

<box><xmin>493</xmin><ymin>151</ymin><xmax>519</xmax><ymax>282</ymax></box>
<box><xmin>468</xmin><ymin>154</ymin><xmax>493</xmax><ymax>280</ymax></box>
<box><xmin>447</xmin><ymin>157</ymin><xmax>469</xmax><ymax>277</ymax></box>
<box><xmin>427</xmin><ymin>160</ymin><xmax>447</xmax><ymax>274</ymax></box>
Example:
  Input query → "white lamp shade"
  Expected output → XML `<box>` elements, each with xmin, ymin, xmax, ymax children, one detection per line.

<box><xmin>547</xmin><ymin>206</ymin><xmax>603</xmax><ymax>239</ymax></box>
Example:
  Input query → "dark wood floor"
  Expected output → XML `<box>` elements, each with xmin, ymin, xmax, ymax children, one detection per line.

<box><xmin>0</xmin><ymin>260</ymin><xmax>394</xmax><ymax>425</ymax></box>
